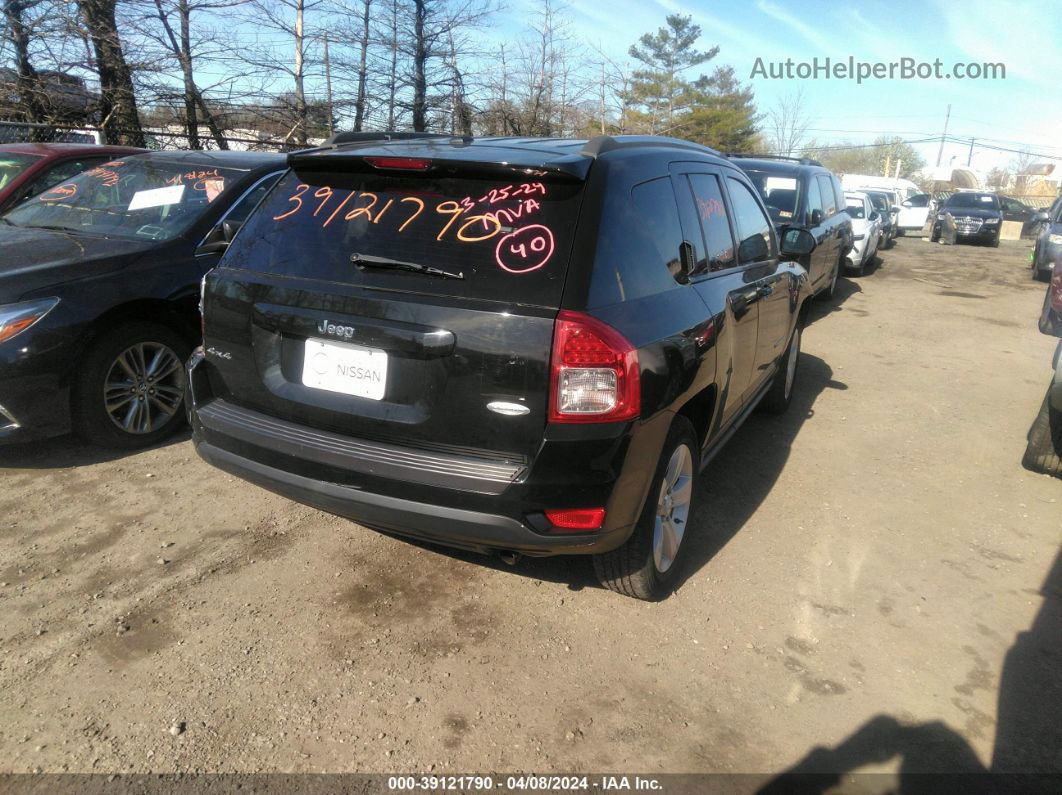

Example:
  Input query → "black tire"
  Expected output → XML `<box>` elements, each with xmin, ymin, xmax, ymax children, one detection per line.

<box><xmin>72</xmin><ymin>322</ymin><xmax>191</xmax><ymax>449</ymax></box>
<box><xmin>820</xmin><ymin>256</ymin><xmax>840</xmax><ymax>301</ymax></box>
<box><xmin>1034</xmin><ymin>265</ymin><xmax>1051</xmax><ymax>283</ymax></box>
<box><xmin>760</xmin><ymin>323</ymin><xmax>801</xmax><ymax>415</ymax></box>
<box><xmin>1022</xmin><ymin>392</ymin><xmax>1062</xmax><ymax>478</ymax></box>
<box><xmin>990</xmin><ymin>236</ymin><xmax>1000</xmax><ymax>248</ymax></box>
<box><xmin>930</xmin><ymin>228</ymin><xmax>940</xmax><ymax>243</ymax></box>
<box><xmin>593</xmin><ymin>417</ymin><xmax>699</xmax><ymax>600</ymax></box>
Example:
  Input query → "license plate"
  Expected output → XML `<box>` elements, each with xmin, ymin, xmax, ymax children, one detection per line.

<box><xmin>301</xmin><ymin>338</ymin><xmax>387</xmax><ymax>400</ymax></box>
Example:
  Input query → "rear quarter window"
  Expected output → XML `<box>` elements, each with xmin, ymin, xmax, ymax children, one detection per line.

<box><xmin>588</xmin><ymin>176</ymin><xmax>683</xmax><ymax>307</ymax></box>
<box><xmin>220</xmin><ymin>168</ymin><xmax>583</xmax><ymax>308</ymax></box>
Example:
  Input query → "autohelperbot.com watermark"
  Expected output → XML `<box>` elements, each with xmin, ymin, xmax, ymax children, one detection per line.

<box><xmin>750</xmin><ymin>56</ymin><xmax>1006</xmax><ymax>83</ymax></box>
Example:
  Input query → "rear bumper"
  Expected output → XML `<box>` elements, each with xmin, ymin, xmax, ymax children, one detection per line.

<box><xmin>186</xmin><ymin>350</ymin><xmax>660</xmax><ymax>557</ymax></box>
<box><xmin>195</xmin><ymin>439</ymin><xmax>630</xmax><ymax>555</ymax></box>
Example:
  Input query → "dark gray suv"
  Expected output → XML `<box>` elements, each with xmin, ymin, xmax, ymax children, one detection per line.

<box><xmin>1032</xmin><ymin>197</ymin><xmax>1062</xmax><ymax>282</ymax></box>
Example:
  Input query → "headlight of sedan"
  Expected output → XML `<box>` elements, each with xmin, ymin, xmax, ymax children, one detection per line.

<box><xmin>984</xmin><ymin>217</ymin><xmax>1000</xmax><ymax>224</ymax></box>
<box><xmin>1049</xmin><ymin>234</ymin><xmax>1062</xmax><ymax>245</ymax></box>
<box><xmin>0</xmin><ymin>297</ymin><xmax>60</xmax><ymax>344</ymax></box>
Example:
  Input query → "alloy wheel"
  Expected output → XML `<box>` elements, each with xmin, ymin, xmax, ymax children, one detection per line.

<box><xmin>103</xmin><ymin>341</ymin><xmax>185</xmax><ymax>435</ymax></box>
<box><xmin>652</xmin><ymin>444</ymin><xmax>694</xmax><ymax>573</ymax></box>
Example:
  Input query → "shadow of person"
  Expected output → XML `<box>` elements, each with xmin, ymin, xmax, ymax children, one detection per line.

<box><xmin>992</xmin><ymin>549</ymin><xmax>1062</xmax><ymax>774</ymax></box>
<box><xmin>760</xmin><ymin>549</ymin><xmax>1062</xmax><ymax>793</ymax></box>
<box><xmin>671</xmin><ymin>353</ymin><xmax>845</xmax><ymax>591</ymax></box>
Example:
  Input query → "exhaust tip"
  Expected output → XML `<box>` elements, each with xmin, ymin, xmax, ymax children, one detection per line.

<box><xmin>496</xmin><ymin>550</ymin><xmax>521</xmax><ymax>566</ymax></box>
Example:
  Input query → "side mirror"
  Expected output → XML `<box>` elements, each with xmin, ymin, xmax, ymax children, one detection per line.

<box><xmin>901</xmin><ymin>200</ymin><xmax>912</xmax><ymax>208</ymax></box>
<box><xmin>809</xmin><ymin>209</ymin><xmax>824</xmax><ymax>226</ymax></box>
<box><xmin>195</xmin><ymin>219</ymin><xmax>242</xmax><ymax>256</ymax></box>
<box><xmin>1033</xmin><ymin>211</ymin><xmax>1050</xmax><ymax>223</ymax></box>
<box><xmin>869</xmin><ymin>211</ymin><xmax>879</xmax><ymax>222</ymax></box>
<box><xmin>780</xmin><ymin>227</ymin><xmax>816</xmax><ymax>258</ymax></box>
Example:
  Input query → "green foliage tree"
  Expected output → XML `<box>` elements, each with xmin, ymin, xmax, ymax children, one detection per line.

<box><xmin>625</xmin><ymin>14</ymin><xmax>758</xmax><ymax>151</ymax></box>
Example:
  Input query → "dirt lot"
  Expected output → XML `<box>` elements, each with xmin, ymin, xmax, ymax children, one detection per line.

<box><xmin>1</xmin><ymin>234</ymin><xmax>1059</xmax><ymax>781</ymax></box>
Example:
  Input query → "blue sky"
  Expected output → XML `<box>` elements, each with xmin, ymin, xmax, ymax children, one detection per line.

<box><xmin>488</xmin><ymin>0</ymin><xmax>1061</xmax><ymax>174</ymax></box>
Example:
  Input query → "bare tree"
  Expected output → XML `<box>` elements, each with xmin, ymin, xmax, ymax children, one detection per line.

<box><xmin>238</xmin><ymin>0</ymin><xmax>328</xmax><ymax>144</ymax></box>
<box><xmin>2</xmin><ymin>0</ymin><xmax>50</xmax><ymax>123</ymax></box>
<box><xmin>401</xmin><ymin>0</ymin><xmax>492</xmax><ymax>132</ymax></box>
<box><xmin>140</xmin><ymin>0</ymin><xmax>238</xmax><ymax>148</ymax></box>
<box><xmin>765</xmin><ymin>88</ymin><xmax>811</xmax><ymax>157</ymax></box>
<box><xmin>77</xmin><ymin>0</ymin><xmax>145</xmax><ymax>145</ymax></box>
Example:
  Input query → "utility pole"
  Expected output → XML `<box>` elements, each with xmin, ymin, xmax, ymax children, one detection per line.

<box><xmin>967</xmin><ymin>137</ymin><xmax>975</xmax><ymax>167</ymax></box>
<box><xmin>935</xmin><ymin>103</ymin><xmax>951</xmax><ymax>167</ymax></box>
<box><xmin>323</xmin><ymin>32</ymin><xmax>334</xmax><ymax>136</ymax></box>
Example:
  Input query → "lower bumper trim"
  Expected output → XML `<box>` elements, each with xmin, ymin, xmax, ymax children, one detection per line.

<box><xmin>194</xmin><ymin>440</ymin><xmax>627</xmax><ymax>556</ymax></box>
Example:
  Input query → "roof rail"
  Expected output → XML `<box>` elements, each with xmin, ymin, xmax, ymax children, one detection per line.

<box><xmin>726</xmin><ymin>152</ymin><xmax>824</xmax><ymax>167</ymax></box>
<box><xmin>580</xmin><ymin>134</ymin><xmax>720</xmax><ymax>159</ymax></box>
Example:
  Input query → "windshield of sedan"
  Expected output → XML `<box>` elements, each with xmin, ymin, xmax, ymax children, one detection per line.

<box><xmin>1</xmin><ymin>157</ymin><xmax>246</xmax><ymax>240</ymax></box>
<box><xmin>740</xmin><ymin>169</ymin><xmax>801</xmax><ymax>222</ymax></box>
<box><xmin>0</xmin><ymin>153</ymin><xmax>42</xmax><ymax>190</ymax></box>
<box><xmin>945</xmin><ymin>192</ymin><xmax>999</xmax><ymax>210</ymax></box>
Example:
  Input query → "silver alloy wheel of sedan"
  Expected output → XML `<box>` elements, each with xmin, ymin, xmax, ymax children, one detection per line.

<box><xmin>103</xmin><ymin>341</ymin><xmax>185</xmax><ymax>434</ymax></box>
<box><xmin>653</xmin><ymin>443</ymin><xmax>694</xmax><ymax>573</ymax></box>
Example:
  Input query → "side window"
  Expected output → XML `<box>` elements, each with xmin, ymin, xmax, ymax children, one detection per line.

<box><xmin>725</xmin><ymin>177</ymin><xmax>772</xmax><ymax>265</ymax></box>
<box><xmin>831</xmin><ymin>176</ymin><xmax>845</xmax><ymax>213</ymax></box>
<box><xmin>688</xmin><ymin>174</ymin><xmax>736</xmax><ymax>272</ymax></box>
<box><xmin>224</xmin><ymin>173</ymin><xmax>282</xmax><ymax>225</ymax></box>
<box><xmin>805</xmin><ymin>175</ymin><xmax>823</xmax><ymax>225</ymax></box>
<box><xmin>908</xmin><ymin>194</ymin><xmax>928</xmax><ymax>208</ymax></box>
<box><xmin>589</xmin><ymin>176</ymin><xmax>684</xmax><ymax>305</ymax></box>
<box><xmin>817</xmin><ymin>175</ymin><xmax>836</xmax><ymax>216</ymax></box>
<box><xmin>21</xmin><ymin>156</ymin><xmax>107</xmax><ymax>200</ymax></box>
<box><xmin>672</xmin><ymin>176</ymin><xmax>707</xmax><ymax>276</ymax></box>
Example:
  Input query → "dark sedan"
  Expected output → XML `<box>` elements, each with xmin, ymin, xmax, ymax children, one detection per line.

<box><xmin>0</xmin><ymin>150</ymin><xmax>285</xmax><ymax>447</ymax></box>
<box><xmin>931</xmin><ymin>191</ymin><xmax>1003</xmax><ymax>246</ymax></box>
<box><xmin>0</xmin><ymin>142</ymin><xmax>145</xmax><ymax>214</ymax></box>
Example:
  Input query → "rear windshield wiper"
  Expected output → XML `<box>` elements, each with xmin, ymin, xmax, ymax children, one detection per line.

<box><xmin>351</xmin><ymin>253</ymin><xmax>464</xmax><ymax>280</ymax></box>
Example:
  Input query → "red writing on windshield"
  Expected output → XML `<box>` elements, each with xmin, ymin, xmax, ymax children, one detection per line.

<box><xmin>86</xmin><ymin>167</ymin><xmax>121</xmax><ymax>187</ymax></box>
<box><xmin>41</xmin><ymin>183</ymin><xmax>77</xmax><ymax>201</ymax></box>
<box><xmin>696</xmin><ymin>197</ymin><xmax>725</xmax><ymax>220</ymax></box>
<box><xmin>272</xmin><ymin>182</ymin><xmax>556</xmax><ymax>274</ymax></box>
<box><xmin>495</xmin><ymin>224</ymin><xmax>555</xmax><ymax>274</ymax></box>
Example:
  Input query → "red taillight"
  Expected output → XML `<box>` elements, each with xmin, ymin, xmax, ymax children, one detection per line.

<box><xmin>363</xmin><ymin>156</ymin><xmax>431</xmax><ymax>171</ymax></box>
<box><xmin>545</xmin><ymin>507</ymin><xmax>606</xmax><ymax>531</ymax></box>
<box><xmin>548</xmin><ymin>310</ymin><xmax>640</xmax><ymax>423</ymax></box>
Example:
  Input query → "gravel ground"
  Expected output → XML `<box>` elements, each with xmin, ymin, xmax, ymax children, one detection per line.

<box><xmin>0</xmin><ymin>234</ymin><xmax>1058</xmax><ymax>781</ymax></box>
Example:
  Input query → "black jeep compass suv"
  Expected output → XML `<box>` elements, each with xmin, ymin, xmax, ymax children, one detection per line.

<box><xmin>188</xmin><ymin>134</ymin><xmax>818</xmax><ymax>599</ymax></box>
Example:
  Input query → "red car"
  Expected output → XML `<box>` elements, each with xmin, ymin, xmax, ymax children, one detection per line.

<box><xmin>0</xmin><ymin>142</ymin><xmax>145</xmax><ymax>215</ymax></box>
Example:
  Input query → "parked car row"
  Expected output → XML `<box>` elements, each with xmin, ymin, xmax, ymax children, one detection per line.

<box><xmin>0</xmin><ymin>135</ymin><xmax>857</xmax><ymax>599</ymax></box>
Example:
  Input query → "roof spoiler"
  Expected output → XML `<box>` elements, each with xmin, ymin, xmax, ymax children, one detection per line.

<box><xmin>287</xmin><ymin>131</ymin><xmax>474</xmax><ymax>166</ymax></box>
